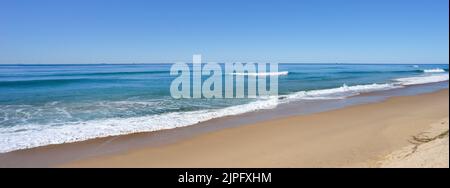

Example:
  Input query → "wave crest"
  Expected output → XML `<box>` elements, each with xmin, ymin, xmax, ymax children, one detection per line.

<box><xmin>229</xmin><ymin>71</ymin><xmax>288</xmax><ymax>76</ymax></box>
<box><xmin>394</xmin><ymin>74</ymin><xmax>449</xmax><ymax>85</ymax></box>
<box><xmin>423</xmin><ymin>68</ymin><xmax>446</xmax><ymax>73</ymax></box>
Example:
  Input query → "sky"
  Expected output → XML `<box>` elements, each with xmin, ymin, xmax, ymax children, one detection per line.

<box><xmin>0</xmin><ymin>0</ymin><xmax>448</xmax><ymax>64</ymax></box>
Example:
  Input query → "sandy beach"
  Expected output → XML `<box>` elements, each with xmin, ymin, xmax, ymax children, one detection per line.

<box><xmin>380</xmin><ymin>117</ymin><xmax>449</xmax><ymax>168</ymax></box>
<box><xmin>60</xmin><ymin>89</ymin><xmax>449</xmax><ymax>168</ymax></box>
<box><xmin>1</xmin><ymin>0</ymin><xmax>449</xmax><ymax>176</ymax></box>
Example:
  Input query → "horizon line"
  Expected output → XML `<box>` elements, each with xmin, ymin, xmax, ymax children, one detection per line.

<box><xmin>0</xmin><ymin>62</ymin><xmax>449</xmax><ymax>66</ymax></box>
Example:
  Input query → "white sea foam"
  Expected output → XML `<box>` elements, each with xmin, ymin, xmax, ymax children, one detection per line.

<box><xmin>423</xmin><ymin>68</ymin><xmax>446</xmax><ymax>73</ymax></box>
<box><xmin>394</xmin><ymin>74</ymin><xmax>449</xmax><ymax>86</ymax></box>
<box><xmin>0</xmin><ymin>97</ymin><xmax>280</xmax><ymax>153</ymax></box>
<box><xmin>230</xmin><ymin>71</ymin><xmax>289</xmax><ymax>76</ymax></box>
<box><xmin>285</xmin><ymin>83</ymin><xmax>400</xmax><ymax>100</ymax></box>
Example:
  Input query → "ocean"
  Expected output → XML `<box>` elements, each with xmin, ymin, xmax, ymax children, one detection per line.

<box><xmin>0</xmin><ymin>63</ymin><xmax>448</xmax><ymax>153</ymax></box>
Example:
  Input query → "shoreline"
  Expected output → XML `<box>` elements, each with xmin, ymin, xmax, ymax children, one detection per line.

<box><xmin>1</xmin><ymin>75</ymin><xmax>448</xmax><ymax>154</ymax></box>
<box><xmin>61</xmin><ymin>89</ymin><xmax>448</xmax><ymax>167</ymax></box>
<box><xmin>0</xmin><ymin>84</ymin><xmax>448</xmax><ymax>167</ymax></box>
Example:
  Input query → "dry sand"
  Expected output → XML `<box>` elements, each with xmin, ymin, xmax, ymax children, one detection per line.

<box><xmin>63</xmin><ymin>89</ymin><xmax>449</xmax><ymax>168</ymax></box>
<box><xmin>379</xmin><ymin>118</ymin><xmax>448</xmax><ymax>168</ymax></box>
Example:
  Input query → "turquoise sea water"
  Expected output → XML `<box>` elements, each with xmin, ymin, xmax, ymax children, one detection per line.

<box><xmin>0</xmin><ymin>63</ymin><xmax>448</xmax><ymax>152</ymax></box>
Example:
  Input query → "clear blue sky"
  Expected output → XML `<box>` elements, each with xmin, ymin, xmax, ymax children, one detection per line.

<box><xmin>0</xmin><ymin>0</ymin><xmax>448</xmax><ymax>64</ymax></box>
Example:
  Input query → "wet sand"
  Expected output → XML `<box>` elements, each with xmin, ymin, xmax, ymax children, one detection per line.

<box><xmin>62</xmin><ymin>89</ymin><xmax>449</xmax><ymax>167</ymax></box>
